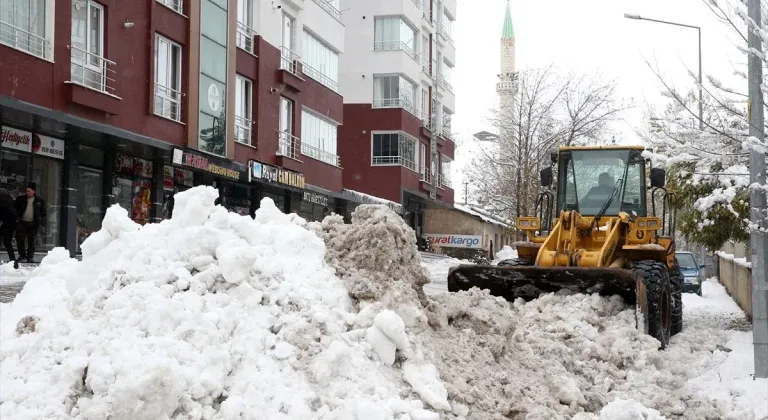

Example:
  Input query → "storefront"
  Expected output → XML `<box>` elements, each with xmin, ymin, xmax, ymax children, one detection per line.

<box><xmin>170</xmin><ymin>148</ymin><xmax>250</xmax><ymax>216</ymax></box>
<box><xmin>1</xmin><ymin>125</ymin><xmax>66</xmax><ymax>252</ymax></box>
<box><xmin>247</xmin><ymin>159</ymin><xmax>304</xmax><ymax>215</ymax></box>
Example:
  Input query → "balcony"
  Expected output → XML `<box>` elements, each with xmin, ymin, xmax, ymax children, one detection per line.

<box><xmin>277</xmin><ymin>130</ymin><xmax>300</xmax><ymax>160</ymax></box>
<box><xmin>69</xmin><ymin>46</ymin><xmax>117</xmax><ymax>94</ymax></box>
<box><xmin>236</xmin><ymin>21</ymin><xmax>257</xmax><ymax>55</ymax></box>
<box><xmin>280</xmin><ymin>46</ymin><xmax>302</xmax><ymax>76</ymax></box>
<box><xmin>301</xmin><ymin>142</ymin><xmax>340</xmax><ymax>166</ymax></box>
<box><xmin>301</xmin><ymin>62</ymin><xmax>339</xmax><ymax>92</ymax></box>
<box><xmin>311</xmin><ymin>0</ymin><xmax>342</xmax><ymax>21</ymax></box>
<box><xmin>410</xmin><ymin>0</ymin><xmax>421</xmax><ymax>9</ymax></box>
<box><xmin>437</xmin><ymin>173</ymin><xmax>452</xmax><ymax>188</ymax></box>
<box><xmin>440</xmin><ymin>75</ymin><xmax>454</xmax><ymax>94</ymax></box>
<box><xmin>438</xmin><ymin>21</ymin><xmax>453</xmax><ymax>44</ymax></box>
<box><xmin>373</xmin><ymin>97</ymin><xmax>418</xmax><ymax>117</ymax></box>
<box><xmin>235</xmin><ymin>115</ymin><xmax>253</xmax><ymax>146</ymax></box>
<box><xmin>153</xmin><ymin>83</ymin><xmax>183</xmax><ymax>122</ymax></box>
<box><xmin>374</xmin><ymin>40</ymin><xmax>418</xmax><ymax>62</ymax></box>
<box><xmin>0</xmin><ymin>20</ymin><xmax>51</xmax><ymax>60</ymax></box>
<box><xmin>157</xmin><ymin>0</ymin><xmax>184</xmax><ymax>14</ymax></box>
<box><xmin>372</xmin><ymin>155</ymin><xmax>417</xmax><ymax>172</ymax></box>
<box><xmin>420</xmin><ymin>167</ymin><xmax>431</xmax><ymax>184</ymax></box>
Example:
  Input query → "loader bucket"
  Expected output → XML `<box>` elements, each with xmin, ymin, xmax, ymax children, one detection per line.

<box><xmin>447</xmin><ymin>265</ymin><xmax>639</xmax><ymax>305</ymax></box>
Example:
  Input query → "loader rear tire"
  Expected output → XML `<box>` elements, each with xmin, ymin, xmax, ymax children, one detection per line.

<box><xmin>629</xmin><ymin>260</ymin><xmax>673</xmax><ymax>349</ymax></box>
<box><xmin>497</xmin><ymin>258</ymin><xmax>533</xmax><ymax>267</ymax></box>
<box><xmin>669</xmin><ymin>259</ymin><xmax>684</xmax><ymax>336</ymax></box>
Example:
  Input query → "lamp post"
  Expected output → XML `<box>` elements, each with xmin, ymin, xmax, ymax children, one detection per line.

<box><xmin>624</xmin><ymin>13</ymin><xmax>703</xmax><ymax>131</ymax></box>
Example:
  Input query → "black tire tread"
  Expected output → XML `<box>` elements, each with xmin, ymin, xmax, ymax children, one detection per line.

<box><xmin>669</xmin><ymin>259</ymin><xmax>684</xmax><ymax>336</ymax></box>
<box><xmin>628</xmin><ymin>260</ymin><xmax>673</xmax><ymax>349</ymax></box>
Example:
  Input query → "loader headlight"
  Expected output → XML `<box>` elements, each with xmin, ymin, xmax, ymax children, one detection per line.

<box><xmin>520</xmin><ymin>220</ymin><xmax>530</xmax><ymax>227</ymax></box>
<box><xmin>634</xmin><ymin>217</ymin><xmax>662</xmax><ymax>231</ymax></box>
<box><xmin>637</xmin><ymin>221</ymin><xmax>646</xmax><ymax>227</ymax></box>
<box><xmin>647</xmin><ymin>220</ymin><xmax>659</xmax><ymax>228</ymax></box>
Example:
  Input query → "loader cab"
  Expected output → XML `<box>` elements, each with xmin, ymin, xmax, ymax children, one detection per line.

<box><xmin>555</xmin><ymin>148</ymin><xmax>647</xmax><ymax>217</ymax></box>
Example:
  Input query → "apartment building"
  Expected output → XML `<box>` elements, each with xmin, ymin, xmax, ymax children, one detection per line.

<box><xmin>0</xmin><ymin>0</ymin><xmax>353</xmax><ymax>258</ymax></box>
<box><xmin>338</xmin><ymin>0</ymin><xmax>457</xmax><ymax>235</ymax></box>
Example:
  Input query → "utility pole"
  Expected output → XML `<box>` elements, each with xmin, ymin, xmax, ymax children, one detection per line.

<box><xmin>748</xmin><ymin>0</ymin><xmax>768</xmax><ymax>379</ymax></box>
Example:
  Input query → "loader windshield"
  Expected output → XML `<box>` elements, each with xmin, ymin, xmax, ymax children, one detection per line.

<box><xmin>558</xmin><ymin>149</ymin><xmax>645</xmax><ymax>216</ymax></box>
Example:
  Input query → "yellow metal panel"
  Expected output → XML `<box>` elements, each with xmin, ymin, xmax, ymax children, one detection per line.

<box><xmin>559</xmin><ymin>145</ymin><xmax>646</xmax><ymax>152</ymax></box>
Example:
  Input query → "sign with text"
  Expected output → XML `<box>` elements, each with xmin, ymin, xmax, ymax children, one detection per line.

<box><xmin>1</xmin><ymin>126</ymin><xmax>32</xmax><ymax>153</ymax></box>
<box><xmin>173</xmin><ymin>148</ymin><xmax>241</xmax><ymax>181</ymax></box>
<box><xmin>424</xmin><ymin>233</ymin><xmax>482</xmax><ymax>249</ymax></box>
<box><xmin>248</xmin><ymin>160</ymin><xmax>305</xmax><ymax>189</ymax></box>
<box><xmin>303</xmin><ymin>191</ymin><xmax>328</xmax><ymax>207</ymax></box>
<box><xmin>32</xmin><ymin>134</ymin><xmax>65</xmax><ymax>159</ymax></box>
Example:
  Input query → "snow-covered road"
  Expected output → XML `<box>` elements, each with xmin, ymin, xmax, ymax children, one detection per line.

<box><xmin>420</xmin><ymin>256</ymin><xmax>768</xmax><ymax>419</ymax></box>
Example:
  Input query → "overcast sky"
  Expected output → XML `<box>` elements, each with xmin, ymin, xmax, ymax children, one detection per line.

<box><xmin>450</xmin><ymin>0</ymin><xmax>745</xmax><ymax>200</ymax></box>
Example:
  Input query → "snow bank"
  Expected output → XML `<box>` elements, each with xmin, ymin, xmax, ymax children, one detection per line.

<box><xmin>492</xmin><ymin>245</ymin><xmax>517</xmax><ymax>263</ymax></box>
<box><xmin>0</xmin><ymin>187</ymin><xmax>439</xmax><ymax>420</ymax></box>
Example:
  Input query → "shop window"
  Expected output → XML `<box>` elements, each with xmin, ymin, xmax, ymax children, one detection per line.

<box><xmin>227</xmin><ymin>183</ymin><xmax>251</xmax><ymax>216</ymax></box>
<box><xmin>261</xmin><ymin>190</ymin><xmax>284</xmax><ymax>212</ymax></box>
<box><xmin>77</xmin><ymin>166</ymin><xmax>103</xmax><ymax>253</ymax></box>
<box><xmin>114</xmin><ymin>154</ymin><xmax>154</xmax><ymax>225</ymax></box>
<box><xmin>31</xmin><ymin>157</ymin><xmax>62</xmax><ymax>251</ymax></box>
<box><xmin>0</xmin><ymin>150</ymin><xmax>30</xmax><ymax>197</ymax></box>
<box><xmin>161</xmin><ymin>165</ymin><xmax>194</xmax><ymax>219</ymax></box>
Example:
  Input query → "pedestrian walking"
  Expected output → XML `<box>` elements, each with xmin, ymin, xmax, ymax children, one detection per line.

<box><xmin>15</xmin><ymin>183</ymin><xmax>46</xmax><ymax>264</ymax></box>
<box><xmin>0</xmin><ymin>192</ymin><xmax>19</xmax><ymax>269</ymax></box>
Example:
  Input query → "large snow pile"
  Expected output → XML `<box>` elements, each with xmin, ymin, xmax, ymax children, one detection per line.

<box><xmin>1</xmin><ymin>186</ymin><xmax>757</xmax><ymax>419</ymax></box>
<box><xmin>0</xmin><ymin>187</ymin><xmax>448</xmax><ymax>420</ymax></box>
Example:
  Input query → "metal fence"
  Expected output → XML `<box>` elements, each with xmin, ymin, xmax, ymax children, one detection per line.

<box><xmin>69</xmin><ymin>45</ymin><xmax>117</xmax><ymax>94</ymax></box>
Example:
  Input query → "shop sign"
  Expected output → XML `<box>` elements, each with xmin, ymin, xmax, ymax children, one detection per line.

<box><xmin>303</xmin><ymin>191</ymin><xmax>328</xmax><ymax>207</ymax></box>
<box><xmin>248</xmin><ymin>160</ymin><xmax>305</xmax><ymax>189</ymax></box>
<box><xmin>173</xmin><ymin>149</ymin><xmax>241</xmax><ymax>181</ymax></box>
<box><xmin>423</xmin><ymin>233</ymin><xmax>482</xmax><ymax>249</ymax></box>
<box><xmin>32</xmin><ymin>134</ymin><xmax>65</xmax><ymax>159</ymax></box>
<box><xmin>163</xmin><ymin>166</ymin><xmax>174</xmax><ymax>190</ymax></box>
<box><xmin>1</xmin><ymin>126</ymin><xmax>32</xmax><ymax>153</ymax></box>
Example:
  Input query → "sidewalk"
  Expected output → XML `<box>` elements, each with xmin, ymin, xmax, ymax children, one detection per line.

<box><xmin>0</xmin><ymin>261</ymin><xmax>35</xmax><ymax>303</ymax></box>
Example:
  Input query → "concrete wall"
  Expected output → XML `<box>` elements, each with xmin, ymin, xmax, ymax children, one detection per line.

<box><xmin>717</xmin><ymin>255</ymin><xmax>753</xmax><ymax>319</ymax></box>
<box><xmin>424</xmin><ymin>208</ymin><xmax>512</xmax><ymax>252</ymax></box>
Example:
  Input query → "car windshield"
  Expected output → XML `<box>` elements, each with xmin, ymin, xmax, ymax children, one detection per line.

<box><xmin>559</xmin><ymin>149</ymin><xmax>645</xmax><ymax>216</ymax></box>
<box><xmin>676</xmin><ymin>253</ymin><xmax>697</xmax><ymax>269</ymax></box>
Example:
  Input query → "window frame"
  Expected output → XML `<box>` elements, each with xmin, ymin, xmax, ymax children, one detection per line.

<box><xmin>71</xmin><ymin>0</ymin><xmax>105</xmax><ymax>69</ymax></box>
<box><xmin>300</xmin><ymin>107</ymin><xmax>339</xmax><ymax>166</ymax></box>
<box><xmin>234</xmin><ymin>74</ymin><xmax>253</xmax><ymax>145</ymax></box>
<box><xmin>153</xmin><ymin>33</ymin><xmax>183</xmax><ymax>122</ymax></box>
<box><xmin>370</xmin><ymin>131</ymin><xmax>418</xmax><ymax>172</ymax></box>
<box><xmin>157</xmin><ymin>0</ymin><xmax>184</xmax><ymax>14</ymax></box>
<box><xmin>0</xmin><ymin>0</ymin><xmax>52</xmax><ymax>59</ymax></box>
<box><xmin>301</xmin><ymin>30</ymin><xmax>340</xmax><ymax>92</ymax></box>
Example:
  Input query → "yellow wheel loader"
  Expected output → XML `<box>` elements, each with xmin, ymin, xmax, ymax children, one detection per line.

<box><xmin>447</xmin><ymin>146</ymin><xmax>683</xmax><ymax>349</ymax></box>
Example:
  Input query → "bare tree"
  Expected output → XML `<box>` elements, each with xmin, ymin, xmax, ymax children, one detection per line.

<box><xmin>466</xmin><ymin>67</ymin><xmax>626</xmax><ymax>224</ymax></box>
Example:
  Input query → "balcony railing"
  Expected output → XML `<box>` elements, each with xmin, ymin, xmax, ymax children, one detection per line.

<box><xmin>372</xmin><ymin>155</ymin><xmax>417</xmax><ymax>171</ymax></box>
<box><xmin>438</xmin><ymin>173</ymin><xmax>452</xmax><ymax>188</ymax></box>
<box><xmin>373</xmin><ymin>98</ymin><xmax>418</xmax><ymax>117</ymax></box>
<box><xmin>420</xmin><ymin>168</ymin><xmax>431</xmax><ymax>184</ymax></box>
<box><xmin>440</xmin><ymin>75</ymin><xmax>454</xmax><ymax>93</ymax></box>
<box><xmin>0</xmin><ymin>21</ymin><xmax>50</xmax><ymax>59</ymax></box>
<box><xmin>311</xmin><ymin>0</ymin><xmax>342</xmax><ymax>21</ymax></box>
<box><xmin>277</xmin><ymin>130</ymin><xmax>300</xmax><ymax>160</ymax></box>
<box><xmin>440</xmin><ymin>126</ymin><xmax>454</xmax><ymax>141</ymax></box>
<box><xmin>411</xmin><ymin>0</ymin><xmax>421</xmax><ymax>9</ymax></box>
<box><xmin>153</xmin><ymin>83</ymin><xmax>183</xmax><ymax>122</ymax></box>
<box><xmin>69</xmin><ymin>45</ymin><xmax>117</xmax><ymax>94</ymax></box>
<box><xmin>280</xmin><ymin>46</ymin><xmax>302</xmax><ymax>76</ymax></box>
<box><xmin>438</xmin><ymin>22</ymin><xmax>453</xmax><ymax>43</ymax></box>
<box><xmin>158</xmin><ymin>0</ymin><xmax>184</xmax><ymax>14</ymax></box>
<box><xmin>236</xmin><ymin>21</ymin><xmax>257</xmax><ymax>54</ymax></box>
<box><xmin>235</xmin><ymin>115</ymin><xmax>253</xmax><ymax>145</ymax></box>
<box><xmin>373</xmin><ymin>40</ymin><xmax>418</xmax><ymax>61</ymax></box>
<box><xmin>301</xmin><ymin>62</ymin><xmax>339</xmax><ymax>92</ymax></box>
<box><xmin>301</xmin><ymin>142</ymin><xmax>340</xmax><ymax>166</ymax></box>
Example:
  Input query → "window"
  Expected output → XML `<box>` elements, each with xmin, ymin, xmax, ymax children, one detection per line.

<box><xmin>154</xmin><ymin>34</ymin><xmax>182</xmax><ymax>122</ymax></box>
<box><xmin>373</xmin><ymin>74</ymin><xmax>417</xmax><ymax>115</ymax></box>
<box><xmin>280</xmin><ymin>13</ymin><xmax>298</xmax><ymax>73</ymax></box>
<box><xmin>373</xmin><ymin>16</ymin><xmax>417</xmax><ymax>60</ymax></box>
<box><xmin>440</xmin><ymin>12</ymin><xmax>453</xmax><ymax>40</ymax></box>
<box><xmin>70</xmin><ymin>0</ymin><xmax>111</xmax><ymax>92</ymax></box>
<box><xmin>301</xmin><ymin>110</ymin><xmax>339</xmax><ymax>166</ymax></box>
<box><xmin>235</xmin><ymin>75</ymin><xmax>253</xmax><ymax>145</ymax></box>
<box><xmin>278</xmin><ymin>97</ymin><xmax>297</xmax><ymax>159</ymax></box>
<box><xmin>441</xmin><ymin>60</ymin><xmax>454</xmax><ymax>92</ymax></box>
<box><xmin>431</xmin><ymin>150</ymin><xmax>438</xmax><ymax>181</ymax></box>
<box><xmin>421</xmin><ymin>89</ymin><xmax>429</xmax><ymax>120</ymax></box>
<box><xmin>420</xmin><ymin>143</ymin><xmax>427</xmax><ymax>180</ymax></box>
<box><xmin>311</xmin><ymin>0</ymin><xmax>341</xmax><ymax>20</ymax></box>
<box><xmin>421</xmin><ymin>34</ymin><xmax>429</xmax><ymax>71</ymax></box>
<box><xmin>158</xmin><ymin>0</ymin><xmax>183</xmax><ymax>14</ymax></box>
<box><xmin>236</xmin><ymin>0</ymin><xmax>256</xmax><ymax>53</ymax></box>
<box><xmin>372</xmin><ymin>132</ymin><xmax>417</xmax><ymax>171</ymax></box>
<box><xmin>441</xmin><ymin>107</ymin><xmax>452</xmax><ymax>138</ymax></box>
<box><xmin>441</xmin><ymin>155</ymin><xmax>452</xmax><ymax>187</ymax></box>
<box><xmin>302</xmin><ymin>32</ymin><xmax>339</xmax><ymax>92</ymax></box>
<box><xmin>0</xmin><ymin>0</ymin><xmax>50</xmax><ymax>59</ymax></box>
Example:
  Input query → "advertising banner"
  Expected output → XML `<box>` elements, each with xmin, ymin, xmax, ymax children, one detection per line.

<box><xmin>1</xmin><ymin>126</ymin><xmax>32</xmax><ymax>153</ymax></box>
<box><xmin>33</xmin><ymin>134</ymin><xmax>65</xmax><ymax>159</ymax></box>
<box><xmin>423</xmin><ymin>233</ymin><xmax>483</xmax><ymax>249</ymax></box>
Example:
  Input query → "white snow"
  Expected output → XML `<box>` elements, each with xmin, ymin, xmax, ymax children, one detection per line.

<box><xmin>492</xmin><ymin>245</ymin><xmax>518</xmax><ymax>263</ymax></box>
<box><xmin>1</xmin><ymin>186</ymin><xmax>765</xmax><ymax>419</ymax></box>
<box><xmin>715</xmin><ymin>251</ymin><xmax>753</xmax><ymax>268</ymax></box>
<box><xmin>0</xmin><ymin>262</ymin><xmax>32</xmax><ymax>286</ymax></box>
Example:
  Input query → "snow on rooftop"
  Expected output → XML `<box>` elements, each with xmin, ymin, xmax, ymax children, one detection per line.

<box><xmin>452</xmin><ymin>203</ymin><xmax>511</xmax><ymax>228</ymax></box>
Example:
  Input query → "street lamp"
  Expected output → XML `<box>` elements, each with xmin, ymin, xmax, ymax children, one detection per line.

<box><xmin>624</xmin><ymin>13</ymin><xmax>704</xmax><ymax>131</ymax></box>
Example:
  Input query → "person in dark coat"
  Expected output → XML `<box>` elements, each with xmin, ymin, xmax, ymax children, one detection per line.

<box><xmin>0</xmin><ymin>192</ymin><xmax>19</xmax><ymax>268</ymax></box>
<box><xmin>15</xmin><ymin>183</ymin><xmax>46</xmax><ymax>264</ymax></box>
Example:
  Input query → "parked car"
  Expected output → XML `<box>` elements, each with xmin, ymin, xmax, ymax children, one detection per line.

<box><xmin>675</xmin><ymin>251</ymin><xmax>705</xmax><ymax>296</ymax></box>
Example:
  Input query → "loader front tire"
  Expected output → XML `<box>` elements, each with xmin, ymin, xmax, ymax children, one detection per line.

<box><xmin>629</xmin><ymin>260</ymin><xmax>673</xmax><ymax>349</ymax></box>
<box><xmin>497</xmin><ymin>258</ymin><xmax>533</xmax><ymax>267</ymax></box>
<box><xmin>669</xmin><ymin>259</ymin><xmax>684</xmax><ymax>336</ymax></box>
